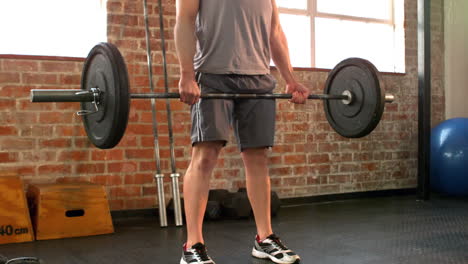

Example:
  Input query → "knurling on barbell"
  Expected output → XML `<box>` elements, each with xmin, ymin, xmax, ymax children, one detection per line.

<box><xmin>30</xmin><ymin>42</ymin><xmax>395</xmax><ymax>149</ymax></box>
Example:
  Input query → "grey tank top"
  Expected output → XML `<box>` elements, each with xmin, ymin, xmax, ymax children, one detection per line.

<box><xmin>194</xmin><ymin>0</ymin><xmax>273</xmax><ymax>75</ymax></box>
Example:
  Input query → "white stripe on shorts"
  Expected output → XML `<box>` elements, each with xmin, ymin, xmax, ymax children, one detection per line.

<box><xmin>197</xmin><ymin>82</ymin><xmax>203</xmax><ymax>141</ymax></box>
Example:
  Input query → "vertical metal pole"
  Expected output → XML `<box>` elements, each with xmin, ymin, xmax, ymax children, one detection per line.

<box><xmin>417</xmin><ymin>0</ymin><xmax>431</xmax><ymax>200</ymax></box>
<box><xmin>143</xmin><ymin>0</ymin><xmax>168</xmax><ymax>227</ymax></box>
<box><xmin>158</xmin><ymin>0</ymin><xmax>183</xmax><ymax>226</ymax></box>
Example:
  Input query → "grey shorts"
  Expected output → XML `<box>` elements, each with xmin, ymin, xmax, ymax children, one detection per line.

<box><xmin>191</xmin><ymin>72</ymin><xmax>277</xmax><ymax>151</ymax></box>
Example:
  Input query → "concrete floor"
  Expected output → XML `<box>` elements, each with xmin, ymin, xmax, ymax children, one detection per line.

<box><xmin>1</xmin><ymin>195</ymin><xmax>468</xmax><ymax>264</ymax></box>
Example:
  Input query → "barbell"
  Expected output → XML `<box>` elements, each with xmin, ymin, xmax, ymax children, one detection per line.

<box><xmin>30</xmin><ymin>42</ymin><xmax>395</xmax><ymax>149</ymax></box>
<box><xmin>0</xmin><ymin>256</ymin><xmax>43</xmax><ymax>264</ymax></box>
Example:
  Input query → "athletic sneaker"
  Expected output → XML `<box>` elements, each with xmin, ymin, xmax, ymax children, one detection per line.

<box><xmin>180</xmin><ymin>242</ymin><xmax>216</xmax><ymax>264</ymax></box>
<box><xmin>252</xmin><ymin>234</ymin><xmax>301</xmax><ymax>264</ymax></box>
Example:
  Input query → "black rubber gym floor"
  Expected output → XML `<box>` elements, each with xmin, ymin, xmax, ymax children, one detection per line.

<box><xmin>1</xmin><ymin>195</ymin><xmax>467</xmax><ymax>264</ymax></box>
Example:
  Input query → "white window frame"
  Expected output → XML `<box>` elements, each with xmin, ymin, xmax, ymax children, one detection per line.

<box><xmin>279</xmin><ymin>0</ymin><xmax>396</xmax><ymax>69</ymax></box>
<box><xmin>0</xmin><ymin>0</ymin><xmax>108</xmax><ymax>58</ymax></box>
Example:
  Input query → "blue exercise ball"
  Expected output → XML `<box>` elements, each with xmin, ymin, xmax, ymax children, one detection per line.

<box><xmin>430</xmin><ymin>118</ymin><xmax>468</xmax><ymax>196</ymax></box>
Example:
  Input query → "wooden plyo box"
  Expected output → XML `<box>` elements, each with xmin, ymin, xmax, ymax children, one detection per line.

<box><xmin>0</xmin><ymin>175</ymin><xmax>34</xmax><ymax>244</ymax></box>
<box><xmin>27</xmin><ymin>182</ymin><xmax>114</xmax><ymax>240</ymax></box>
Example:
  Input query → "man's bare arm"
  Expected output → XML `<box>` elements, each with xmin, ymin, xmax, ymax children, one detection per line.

<box><xmin>175</xmin><ymin>0</ymin><xmax>200</xmax><ymax>105</ymax></box>
<box><xmin>269</xmin><ymin>0</ymin><xmax>295</xmax><ymax>84</ymax></box>
<box><xmin>269</xmin><ymin>0</ymin><xmax>310</xmax><ymax>104</ymax></box>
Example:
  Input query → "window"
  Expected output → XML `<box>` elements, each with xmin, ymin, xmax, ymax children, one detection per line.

<box><xmin>277</xmin><ymin>0</ymin><xmax>405</xmax><ymax>73</ymax></box>
<box><xmin>0</xmin><ymin>0</ymin><xmax>107</xmax><ymax>58</ymax></box>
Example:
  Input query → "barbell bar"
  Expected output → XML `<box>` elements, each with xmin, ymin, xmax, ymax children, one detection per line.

<box><xmin>29</xmin><ymin>42</ymin><xmax>395</xmax><ymax>149</ymax></box>
<box><xmin>31</xmin><ymin>89</ymin><xmax>394</xmax><ymax>102</ymax></box>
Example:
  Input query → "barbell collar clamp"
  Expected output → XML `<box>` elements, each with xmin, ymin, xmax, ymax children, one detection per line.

<box><xmin>76</xmin><ymin>103</ymin><xmax>99</xmax><ymax>116</ymax></box>
<box><xmin>385</xmin><ymin>94</ymin><xmax>395</xmax><ymax>103</ymax></box>
<box><xmin>76</xmin><ymin>88</ymin><xmax>101</xmax><ymax>116</ymax></box>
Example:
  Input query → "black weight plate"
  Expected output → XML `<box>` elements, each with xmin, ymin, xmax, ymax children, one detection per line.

<box><xmin>81</xmin><ymin>43</ymin><xmax>130</xmax><ymax>149</ymax></box>
<box><xmin>323</xmin><ymin>58</ymin><xmax>385</xmax><ymax>138</ymax></box>
<box><xmin>208</xmin><ymin>189</ymin><xmax>229</xmax><ymax>202</ymax></box>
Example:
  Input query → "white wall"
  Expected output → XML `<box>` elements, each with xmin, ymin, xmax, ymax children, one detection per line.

<box><xmin>444</xmin><ymin>0</ymin><xmax>468</xmax><ymax>119</ymax></box>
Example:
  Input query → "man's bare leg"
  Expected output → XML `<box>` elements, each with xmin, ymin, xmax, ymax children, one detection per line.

<box><xmin>184</xmin><ymin>141</ymin><xmax>224</xmax><ymax>248</ymax></box>
<box><xmin>241</xmin><ymin>148</ymin><xmax>273</xmax><ymax>240</ymax></box>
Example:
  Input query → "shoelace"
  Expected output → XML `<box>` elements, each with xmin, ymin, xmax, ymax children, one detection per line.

<box><xmin>193</xmin><ymin>247</ymin><xmax>210</xmax><ymax>261</ymax></box>
<box><xmin>269</xmin><ymin>236</ymin><xmax>288</xmax><ymax>251</ymax></box>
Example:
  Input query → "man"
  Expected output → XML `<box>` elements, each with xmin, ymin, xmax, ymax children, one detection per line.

<box><xmin>175</xmin><ymin>0</ymin><xmax>310</xmax><ymax>263</ymax></box>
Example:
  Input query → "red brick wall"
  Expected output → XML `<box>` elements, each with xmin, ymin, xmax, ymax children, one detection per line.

<box><xmin>0</xmin><ymin>0</ymin><xmax>445</xmax><ymax>210</ymax></box>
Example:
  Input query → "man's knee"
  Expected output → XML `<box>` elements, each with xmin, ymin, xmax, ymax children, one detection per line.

<box><xmin>242</xmin><ymin>147</ymin><xmax>269</xmax><ymax>165</ymax></box>
<box><xmin>191</xmin><ymin>141</ymin><xmax>224</xmax><ymax>171</ymax></box>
